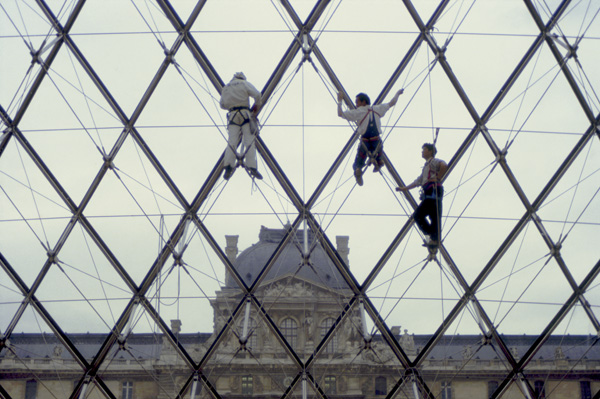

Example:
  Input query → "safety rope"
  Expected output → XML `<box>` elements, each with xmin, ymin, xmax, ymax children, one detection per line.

<box><xmin>0</xmin><ymin>182</ymin><xmax>50</xmax><ymax>252</ymax></box>
<box><xmin>13</xmin><ymin>142</ymin><xmax>51</xmax><ymax>250</ymax></box>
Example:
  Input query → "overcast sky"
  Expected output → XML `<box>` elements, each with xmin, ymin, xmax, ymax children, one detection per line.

<box><xmin>1</xmin><ymin>0</ymin><xmax>599</xmax><ymax>354</ymax></box>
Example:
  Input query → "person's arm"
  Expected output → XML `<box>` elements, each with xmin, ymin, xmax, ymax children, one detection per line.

<box><xmin>396</xmin><ymin>181</ymin><xmax>419</xmax><ymax>192</ymax></box>
<box><xmin>337</xmin><ymin>91</ymin><xmax>344</xmax><ymax>117</ymax></box>
<box><xmin>437</xmin><ymin>161</ymin><xmax>448</xmax><ymax>182</ymax></box>
<box><xmin>247</xmin><ymin>82</ymin><xmax>262</xmax><ymax>115</ymax></box>
<box><xmin>388</xmin><ymin>88</ymin><xmax>404</xmax><ymax>107</ymax></box>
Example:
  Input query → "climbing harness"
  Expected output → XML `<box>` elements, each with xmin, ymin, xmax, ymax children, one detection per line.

<box><xmin>227</xmin><ymin>106</ymin><xmax>251</xmax><ymax>127</ymax></box>
<box><xmin>354</xmin><ymin>108</ymin><xmax>385</xmax><ymax>182</ymax></box>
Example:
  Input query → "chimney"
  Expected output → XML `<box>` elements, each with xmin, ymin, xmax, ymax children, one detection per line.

<box><xmin>225</xmin><ymin>235</ymin><xmax>239</xmax><ymax>263</ymax></box>
<box><xmin>171</xmin><ymin>319</ymin><xmax>182</xmax><ymax>336</ymax></box>
<box><xmin>336</xmin><ymin>236</ymin><xmax>350</xmax><ymax>266</ymax></box>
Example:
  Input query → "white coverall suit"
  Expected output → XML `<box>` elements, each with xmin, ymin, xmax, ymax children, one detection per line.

<box><xmin>220</xmin><ymin>77</ymin><xmax>262</xmax><ymax>170</ymax></box>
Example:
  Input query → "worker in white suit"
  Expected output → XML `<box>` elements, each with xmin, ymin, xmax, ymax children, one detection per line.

<box><xmin>220</xmin><ymin>72</ymin><xmax>263</xmax><ymax>180</ymax></box>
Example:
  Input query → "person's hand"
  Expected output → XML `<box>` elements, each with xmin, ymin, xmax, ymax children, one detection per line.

<box><xmin>398</xmin><ymin>88</ymin><xmax>404</xmax><ymax>95</ymax></box>
<box><xmin>396</xmin><ymin>186</ymin><xmax>408</xmax><ymax>192</ymax></box>
<box><xmin>251</xmin><ymin>104</ymin><xmax>260</xmax><ymax>115</ymax></box>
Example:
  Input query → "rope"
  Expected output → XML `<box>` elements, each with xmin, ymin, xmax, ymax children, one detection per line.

<box><xmin>491</xmin><ymin>222</ymin><xmax>532</xmax><ymax>326</ymax></box>
<box><xmin>13</xmin><ymin>143</ymin><xmax>51</xmax><ymax>250</ymax></box>
<box><xmin>0</xmin><ymin>183</ymin><xmax>50</xmax><ymax>251</ymax></box>
<box><xmin>493</xmin><ymin>255</ymin><xmax>554</xmax><ymax>330</ymax></box>
<box><xmin>109</xmin><ymin>166</ymin><xmax>180</xmax><ymax>257</ymax></box>
<box><xmin>54</xmin><ymin>260</ymin><xmax>118</xmax><ymax>333</ymax></box>
<box><xmin>64</xmin><ymin>46</ymin><xmax>107</xmax><ymax>154</ymax></box>
<box><xmin>129</xmin><ymin>0</ymin><xmax>168</xmax><ymax>52</ymax></box>
<box><xmin>441</xmin><ymin>158</ymin><xmax>498</xmax><ymax>239</ymax></box>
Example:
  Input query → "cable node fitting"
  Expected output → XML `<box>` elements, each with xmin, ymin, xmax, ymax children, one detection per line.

<box><xmin>104</xmin><ymin>156</ymin><xmax>114</xmax><ymax>170</ymax></box>
<box><xmin>47</xmin><ymin>251</ymin><xmax>58</xmax><ymax>264</ymax></box>
<box><xmin>173</xmin><ymin>252</ymin><xmax>183</xmax><ymax>266</ymax></box>
<box><xmin>164</xmin><ymin>49</ymin><xmax>175</xmax><ymax>63</ymax></box>
<box><xmin>551</xmin><ymin>242</ymin><xmax>562</xmax><ymax>257</ymax></box>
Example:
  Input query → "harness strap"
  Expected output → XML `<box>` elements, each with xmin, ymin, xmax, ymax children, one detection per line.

<box><xmin>228</xmin><ymin>107</ymin><xmax>251</xmax><ymax>127</ymax></box>
<box><xmin>358</xmin><ymin>107</ymin><xmax>382</xmax><ymax>128</ymax></box>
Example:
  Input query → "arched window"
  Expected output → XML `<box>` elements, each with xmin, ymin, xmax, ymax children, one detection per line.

<box><xmin>441</xmin><ymin>381</ymin><xmax>452</xmax><ymax>399</ymax></box>
<box><xmin>375</xmin><ymin>376</ymin><xmax>387</xmax><ymax>395</ymax></box>
<box><xmin>25</xmin><ymin>380</ymin><xmax>37</xmax><ymax>399</ymax></box>
<box><xmin>324</xmin><ymin>375</ymin><xmax>336</xmax><ymax>394</ymax></box>
<box><xmin>320</xmin><ymin>317</ymin><xmax>337</xmax><ymax>354</ymax></box>
<box><xmin>241</xmin><ymin>375</ymin><xmax>253</xmax><ymax>395</ymax></box>
<box><xmin>122</xmin><ymin>381</ymin><xmax>133</xmax><ymax>399</ymax></box>
<box><xmin>280</xmin><ymin>318</ymin><xmax>298</xmax><ymax>348</ymax></box>
<box><xmin>534</xmin><ymin>381</ymin><xmax>545</xmax><ymax>399</ymax></box>
<box><xmin>247</xmin><ymin>317</ymin><xmax>258</xmax><ymax>349</ymax></box>
<box><xmin>580</xmin><ymin>381</ymin><xmax>592</xmax><ymax>399</ymax></box>
<box><xmin>488</xmin><ymin>381</ymin><xmax>498</xmax><ymax>398</ymax></box>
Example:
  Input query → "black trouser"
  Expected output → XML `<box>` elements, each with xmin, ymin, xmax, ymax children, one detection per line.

<box><xmin>414</xmin><ymin>186</ymin><xmax>443</xmax><ymax>241</ymax></box>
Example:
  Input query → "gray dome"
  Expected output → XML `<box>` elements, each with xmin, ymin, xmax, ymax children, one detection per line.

<box><xmin>225</xmin><ymin>226</ymin><xmax>348</xmax><ymax>289</ymax></box>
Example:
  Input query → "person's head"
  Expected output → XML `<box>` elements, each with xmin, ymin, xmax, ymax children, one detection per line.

<box><xmin>233</xmin><ymin>72</ymin><xmax>247</xmax><ymax>80</ymax></box>
<box><xmin>422</xmin><ymin>143</ymin><xmax>436</xmax><ymax>159</ymax></box>
<box><xmin>355</xmin><ymin>92</ymin><xmax>370</xmax><ymax>107</ymax></box>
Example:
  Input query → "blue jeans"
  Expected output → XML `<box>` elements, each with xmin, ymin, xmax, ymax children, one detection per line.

<box><xmin>353</xmin><ymin>136</ymin><xmax>383</xmax><ymax>170</ymax></box>
<box><xmin>414</xmin><ymin>186</ymin><xmax>444</xmax><ymax>241</ymax></box>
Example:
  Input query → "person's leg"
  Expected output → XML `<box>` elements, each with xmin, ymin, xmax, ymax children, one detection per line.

<box><xmin>413</xmin><ymin>201</ymin><xmax>431</xmax><ymax>237</ymax></box>
<box><xmin>430</xmin><ymin>191</ymin><xmax>443</xmax><ymax>242</ymax></box>
<box><xmin>241</xmin><ymin>124</ymin><xmax>256</xmax><ymax>169</ymax></box>
<box><xmin>353</xmin><ymin>143</ymin><xmax>367</xmax><ymax>171</ymax></box>
<box><xmin>353</xmin><ymin>143</ymin><xmax>367</xmax><ymax>185</ymax></box>
<box><xmin>372</xmin><ymin>139</ymin><xmax>384</xmax><ymax>171</ymax></box>
<box><xmin>224</xmin><ymin>124</ymin><xmax>241</xmax><ymax>168</ymax></box>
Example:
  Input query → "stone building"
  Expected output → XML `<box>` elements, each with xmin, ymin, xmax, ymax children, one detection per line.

<box><xmin>1</xmin><ymin>226</ymin><xmax>599</xmax><ymax>399</ymax></box>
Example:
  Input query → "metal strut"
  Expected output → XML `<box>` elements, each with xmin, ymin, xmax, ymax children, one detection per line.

<box><xmin>239</xmin><ymin>297</ymin><xmax>252</xmax><ymax>348</ymax></box>
<box><xmin>358</xmin><ymin>298</ymin><xmax>372</xmax><ymax>346</ymax></box>
<box><xmin>189</xmin><ymin>373</ymin><xmax>199</xmax><ymax>399</ymax></box>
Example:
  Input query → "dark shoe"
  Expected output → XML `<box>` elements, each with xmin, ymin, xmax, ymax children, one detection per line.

<box><xmin>223</xmin><ymin>166</ymin><xmax>234</xmax><ymax>180</ymax></box>
<box><xmin>423</xmin><ymin>239</ymin><xmax>439</xmax><ymax>247</ymax></box>
<box><xmin>249</xmin><ymin>168</ymin><xmax>263</xmax><ymax>180</ymax></box>
<box><xmin>354</xmin><ymin>168</ymin><xmax>363</xmax><ymax>186</ymax></box>
<box><xmin>373</xmin><ymin>161</ymin><xmax>384</xmax><ymax>173</ymax></box>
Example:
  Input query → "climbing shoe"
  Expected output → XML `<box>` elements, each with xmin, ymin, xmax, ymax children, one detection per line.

<box><xmin>354</xmin><ymin>168</ymin><xmax>363</xmax><ymax>186</ymax></box>
<box><xmin>223</xmin><ymin>166</ymin><xmax>234</xmax><ymax>180</ymax></box>
<box><xmin>249</xmin><ymin>168</ymin><xmax>263</xmax><ymax>180</ymax></box>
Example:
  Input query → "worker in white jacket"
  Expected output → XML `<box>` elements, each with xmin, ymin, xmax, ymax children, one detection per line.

<box><xmin>220</xmin><ymin>72</ymin><xmax>263</xmax><ymax>180</ymax></box>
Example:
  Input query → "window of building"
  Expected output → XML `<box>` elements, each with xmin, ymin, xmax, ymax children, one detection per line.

<box><xmin>488</xmin><ymin>381</ymin><xmax>498</xmax><ymax>398</ymax></box>
<box><xmin>580</xmin><ymin>381</ymin><xmax>592</xmax><ymax>399</ymax></box>
<box><xmin>324</xmin><ymin>375</ymin><xmax>336</xmax><ymax>394</ymax></box>
<box><xmin>320</xmin><ymin>317</ymin><xmax>337</xmax><ymax>354</ymax></box>
<box><xmin>25</xmin><ymin>380</ymin><xmax>37</xmax><ymax>399</ymax></box>
<box><xmin>441</xmin><ymin>381</ymin><xmax>451</xmax><ymax>399</ymax></box>
<box><xmin>375</xmin><ymin>376</ymin><xmax>387</xmax><ymax>395</ymax></box>
<box><xmin>241</xmin><ymin>375</ymin><xmax>253</xmax><ymax>395</ymax></box>
<box><xmin>122</xmin><ymin>381</ymin><xmax>133</xmax><ymax>399</ymax></box>
<box><xmin>534</xmin><ymin>380</ymin><xmax>545</xmax><ymax>399</ymax></box>
<box><xmin>280</xmin><ymin>318</ymin><xmax>298</xmax><ymax>348</ymax></box>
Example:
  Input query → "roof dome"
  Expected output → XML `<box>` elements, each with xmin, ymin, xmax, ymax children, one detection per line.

<box><xmin>225</xmin><ymin>225</ymin><xmax>348</xmax><ymax>289</ymax></box>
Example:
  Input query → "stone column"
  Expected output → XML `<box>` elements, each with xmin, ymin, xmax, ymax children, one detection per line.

<box><xmin>225</xmin><ymin>235</ymin><xmax>239</xmax><ymax>262</ymax></box>
<box><xmin>336</xmin><ymin>236</ymin><xmax>350</xmax><ymax>267</ymax></box>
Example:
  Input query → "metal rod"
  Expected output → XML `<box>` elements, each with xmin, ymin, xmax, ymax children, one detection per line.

<box><xmin>302</xmin><ymin>373</ymin><xmax>307</xmax><ymax>399</ymax></box>
<box><xmin>359</xmin><ymin>298</ymin><xmax>371</xmax><ymax>342</ymax></box>
<box><xmin>190</xmin><ymin>374</ymin><xmax>199</xmax><ymax>399</ymax></box>
<box><xmin>240</xmin><ymin>298</ymin><xmax>251</xmax><ymax>345</ymax></box>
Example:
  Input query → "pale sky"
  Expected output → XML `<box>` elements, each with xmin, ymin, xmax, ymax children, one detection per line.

<box><xmin>1</xmin><ymin>0</ymin><xmax>599</xmax><ymax>347</ymax></box>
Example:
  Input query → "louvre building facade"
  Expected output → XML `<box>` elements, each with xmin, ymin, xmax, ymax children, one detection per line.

<box><xmin>1</xmin><ymin>227</ymin><xmax>599</xmax><ymax>399</ymax></box>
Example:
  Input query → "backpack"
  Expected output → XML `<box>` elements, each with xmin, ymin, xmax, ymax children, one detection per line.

<box><xmin>362</xmin><ymin>110</ymin><xmax>380</xmax><ymax>139</ymax></box>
